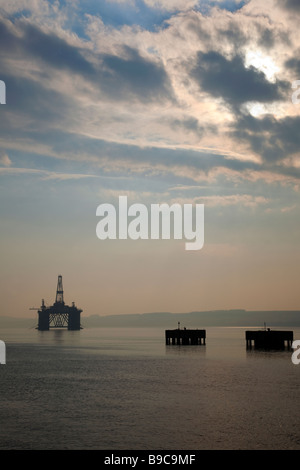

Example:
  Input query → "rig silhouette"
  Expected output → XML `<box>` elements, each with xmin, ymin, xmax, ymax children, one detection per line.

<box><xmin>31</xmin><ymin>275</ymin><xmax>82</xmax><ymax>331</ymax></box>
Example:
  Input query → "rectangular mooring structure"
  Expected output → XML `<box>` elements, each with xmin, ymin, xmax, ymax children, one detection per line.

<box><xmin>165</xmin><ymin>328</ymin><xmax>206</xmax><ymax>345</ymax></box>
<box><xmin>245</xmin><ymin>329</ymin><xmax>293</xmax><ymax>350</ymax></box>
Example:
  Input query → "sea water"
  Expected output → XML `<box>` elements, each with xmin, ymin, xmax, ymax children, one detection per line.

<box><xmin>0</xmin><ymin>326</ymin><xmax>299</xmax><ymax>450</ymax></box>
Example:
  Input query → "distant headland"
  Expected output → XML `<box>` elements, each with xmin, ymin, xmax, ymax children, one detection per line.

<box><xmin>1</xmin><ymin>309</ymin><xmax>299</xmax><ymax>329</ymax></box>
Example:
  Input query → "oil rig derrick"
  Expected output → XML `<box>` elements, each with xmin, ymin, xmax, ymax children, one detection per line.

<box><xmin>33</xmin><ymin>275</ymin><xmax>83</xmax><ymax>331</ymax></box>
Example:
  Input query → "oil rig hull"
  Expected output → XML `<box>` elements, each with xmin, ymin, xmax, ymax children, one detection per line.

<box><xmin>38</xmin><ymin>303</ymin><xmax>82</xmax><ymax>331</ymax></box>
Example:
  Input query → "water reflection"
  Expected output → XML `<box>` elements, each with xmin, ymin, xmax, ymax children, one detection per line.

<box><xmin>37</xmin><ymin>328</ymin><xmax>81</xmax><ymax>347</ymax></box>
<box><xmin>165</xmin><ymin>344</ymin><xmax>206</xmax><ymax>357</ymax></box>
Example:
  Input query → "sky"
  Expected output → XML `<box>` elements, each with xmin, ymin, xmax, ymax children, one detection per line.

<box><xmin>0</xmin><ymin>0</ymin><xmax>300</xmax><ymax>319</ymax></box>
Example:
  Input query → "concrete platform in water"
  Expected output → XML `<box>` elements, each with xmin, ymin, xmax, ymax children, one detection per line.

<box><xmin>165</xmin><ymin>325</ymin><xmax>206</xmax><ymax>345</ymax></box>
<box><xmin>245</xmin><ymin>328</ymin><xmax>293</xmax><ymax>350</ymax></box>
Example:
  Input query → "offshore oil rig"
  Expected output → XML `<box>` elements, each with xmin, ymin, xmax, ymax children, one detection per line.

<box><xmin>31</xmin><ymin>275</ymin><xmax>83</xmax><ymax>331</ymax></box>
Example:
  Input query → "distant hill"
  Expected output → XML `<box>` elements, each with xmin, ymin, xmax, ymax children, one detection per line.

<box><xmin>1</xmin><ymin>310</ymin><xmax>300</xmax><ymax>329</ymax></box>
<box><xmin>81</xmin><ymin>310</ymin><xmax>300</xmax><ymax>328</ymax></box>
<box><xmin>0</xmin><ymin>316</ymin><xmax>37</xmax><ymax>328</ymax></box>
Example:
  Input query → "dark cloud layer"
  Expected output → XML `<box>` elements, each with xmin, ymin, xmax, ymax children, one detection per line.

<box><xmin>278</xmin><ymin>0</ymin><xmax>300</xmax><ymax>12</ymax></box>
<box><xmin>0</xmin><ymin>7</ymin><xmax>299</xmax><ymax>186</ymax></box>
<box><xmin>99</xmin><ymin>46</ymin><xmax>174</xmax><ymax>103</ymax></box>
<box><xmin>0</xmin><ymin>19</ymin><xmax>94</xmax><ymax>77</ymax></box>
<box><xmin>285</xmin><ymin>56</ymin><xmax>300</xmax><ymax>75</ymax></box>
<box><xmin>231</xmin><ymin>113</ymin><xmax>300</xmax><ymax>163</ymax></box>
<box><xmin>191</xmin><ymin>51</ymin><xmax>289</xmax><ymax>108</ymax></box>
<box><xmin>3</xmin><ymin>73</ymin><xmax>73</xmax><ymax>127</ymax></box>
<box><xmin>22</xmin><ymin>23</ymin><xmax>96</xmax><ymax>76</ymax></box>
<box><xmin>218</xmin><ymin>23</ymin><xmax>248</xmax><ymax>49</ymax></box>
<box><xmin>0</xmin><ymin>18</ymin><xmax>173</xmax><ymax>104</ymax></box>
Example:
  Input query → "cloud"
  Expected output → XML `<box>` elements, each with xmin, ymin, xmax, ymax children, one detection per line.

<box><xmin>21</xmin><ymin>22</ymin><xmax>95</xmax><ymax>76</ymax></box>
<box><xmin>181</xmin><ymin>194</ymin><xmax>270</xmax><ymax>208</ymax></box>
<box><xmin>191</xmin><ymin>50</ymin><xmax>289</xmax><ymax>109</ymax></box>
<box><xmin>0</xmin><ymin>150</ymin><xmax>12</xmax><ymax>167</ymax></box>
<box><xmin>0</xmin><ymin>16</ymin><xmax>174</xmax><ymax>108</ymax></box>
<box><xmin>98</xmin><ymin>46</ymin><xmax>174</xmax><ymax>102</ymax></box>
<box><xmin>0</xmin><ymin>18</ymin><xmax>94</xmax><ymax>76</ymax></box>
<box><xmin>0</xmin><ymin>167</ymin><xmax>99</xmax><ymax>180</ymax></box>
<box><xmin>217</xmin><ymin>21</ymin><xmax>249</xmax><ymax>49</ymax></box>
<box><xmin>0</xmin><ymin>1</ymin><xmax>299</xmax><ymax>196</ymax></box>
<box><xmin>3</xmin><ymin>73</ymin><xmax>73</xmax><ymax>127</ymax></box>
<box><xmin>280</xmin><ymin>204</ymin><xmax>296</xmax><ymax>212</ymax></box>
<box><xmin>285</xmin><ymin>56</ymin><xmax>300</xmax><ymax>76</ymax></box>
<box><xmin>170</xmin><ymin>116</ymin><xmax>210</xmax><ymax>138</ymax></box>
<box><xmin>278</xmin><ymin>0</ymin><xmax>300</xmax><ymax>12</ymax></box>
<box><xmin>231</xmin><ymin>113</ymin><xmax>300</xmax><ymax>163</ymax></box>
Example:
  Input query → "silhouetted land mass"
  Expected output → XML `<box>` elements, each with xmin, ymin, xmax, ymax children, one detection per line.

<box><xmin>82</xmin><ymin>310</ymin><xmax>300</xmax><ymax>328</ymax></box>
<box><xmin>1</xmin><ymin>310</ymin><xmax>300</xmax><ymax>329</ymax></box>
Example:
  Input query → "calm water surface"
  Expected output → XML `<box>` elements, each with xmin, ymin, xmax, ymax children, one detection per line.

<box><xmin>0</xmin><ymin>326</ymin><xmax>299</xmax><ymax>450</ymax></box>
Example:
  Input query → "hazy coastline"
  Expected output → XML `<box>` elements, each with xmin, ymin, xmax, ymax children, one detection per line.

<box><xmin>1</xmin><ymin>309</ymin><xmax>299</xmax><ymax>329</ymax></box>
